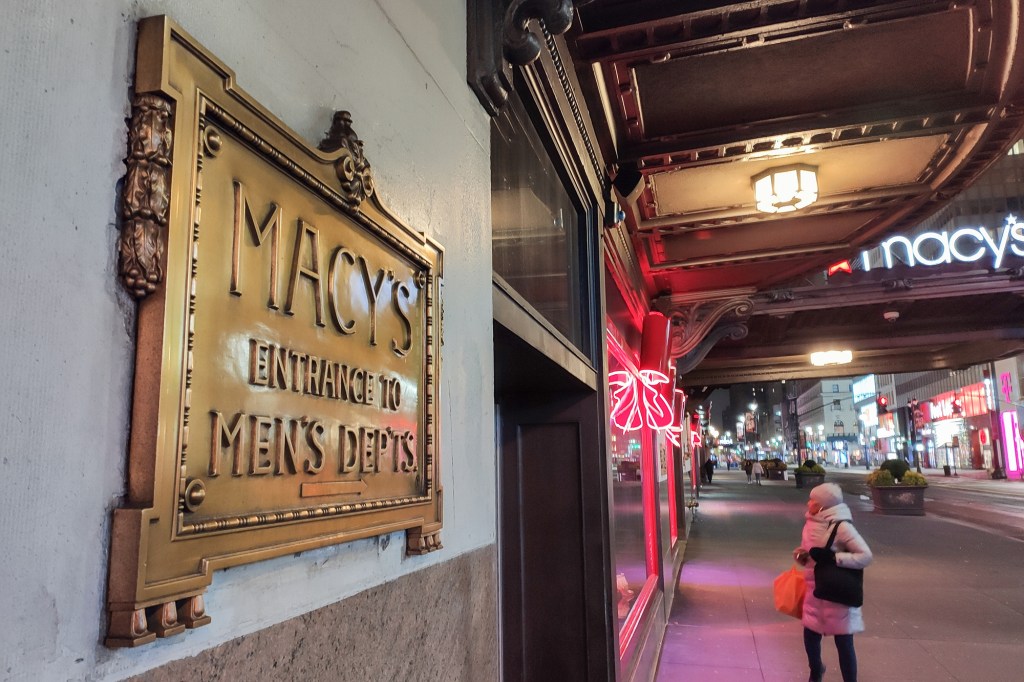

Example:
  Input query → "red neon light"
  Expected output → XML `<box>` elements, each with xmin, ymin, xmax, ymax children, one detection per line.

<box><xmin>828</xmin><ymin>260</ymin><xmax>853</xmax><ymax>276</ymax></box>
<box><xmin>609</xmin><ymin>370</ymin><xmax>683</xmax><ymax>445</ymax></box>
<box><xmin>689</xmin><ymin>411</ymin><xmax>702</xmax><ymax>447</ymax></box>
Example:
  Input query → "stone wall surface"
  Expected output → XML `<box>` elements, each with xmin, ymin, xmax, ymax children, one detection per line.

<box><xmin>128</xmin><ymin>545</ymin><xmax>498</xmax><ymax>682</ymax></box>
<box><xmin>0</xmin><ymin>1</ymin><xmax>495</xmax><ymax>680</ymax></box>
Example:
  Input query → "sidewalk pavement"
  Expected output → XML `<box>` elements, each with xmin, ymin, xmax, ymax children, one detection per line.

<box><xmin>655</xmin><ymin>469</ymin><xmax>1024</xmax><ymax>681</ymax></box>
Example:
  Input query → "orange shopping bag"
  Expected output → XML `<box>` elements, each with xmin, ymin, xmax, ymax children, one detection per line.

<box><xmin>773</xmin><ymin>565</ymin><xmax>805</xmax><ymax>619</ymax></box>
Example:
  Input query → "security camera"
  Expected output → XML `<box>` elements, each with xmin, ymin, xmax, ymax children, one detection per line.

<box><xmin>883</xmin><ymin>310</ymin><xmax>900</xmax><ymax>322</ymax></box>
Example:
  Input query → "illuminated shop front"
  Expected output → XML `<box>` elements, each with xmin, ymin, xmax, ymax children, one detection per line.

<box><xmin>995</xmin><ymin>359</ymin><xmax>1024</xmax><ymax>478</ymax></box>
<box><xmin>1001</xmin><ymin>410</ymin><xmax>1024</xmax><ymax>476</ymax></box>
<box><xmin>875</xmin><ymin>412</ymin><xmax>898</xmax><ymax>458</ymax></box>
<box><xmin>605</xmin><ymin>299</ymin><xmax>689</xmax><ymax>675</ymax></box>
<box><xmin>927</xmin><ymin>383</ymin><xmax>993</xmax><ymax>470</ymax></box>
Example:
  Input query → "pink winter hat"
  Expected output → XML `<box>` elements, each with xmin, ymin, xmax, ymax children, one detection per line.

<box><xmin>809</xmin><ymin>482</ymin><xmax>843</xmax><ymax>509</ymax></box>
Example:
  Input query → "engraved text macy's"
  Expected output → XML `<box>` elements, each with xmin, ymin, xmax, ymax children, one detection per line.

<box><xmin>206</xmin><ymin>181</ymin><xmax>419</xmax><ymax>484</ymax></box>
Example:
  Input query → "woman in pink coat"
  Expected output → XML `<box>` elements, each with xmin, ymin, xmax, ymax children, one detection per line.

<box><xmin>793</xmin><ymin>483</ymin><xmax>873</xmax><ymax>682</ymax></box>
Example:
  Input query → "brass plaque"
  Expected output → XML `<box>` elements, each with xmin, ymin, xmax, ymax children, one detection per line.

<box><xmin>107</xmin><ymin>16</ymin><xmax>444</xmax><ymax>647</ymax></box>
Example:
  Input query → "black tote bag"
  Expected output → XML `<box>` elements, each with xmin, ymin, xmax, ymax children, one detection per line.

<box><xmin>813</xmin><ymin>520</ymin><xmax>864</xmax><ymax>607</ymax></box>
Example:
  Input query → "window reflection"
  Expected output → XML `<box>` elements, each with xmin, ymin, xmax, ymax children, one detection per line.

<box><xmin>609</xmin><ymin>352</ymin><xmax>647</xmax><ymax>628</ymax></box>
<box><xmin>491</xmin><ymin>91</ymin><xmax>582</xmax><ymax>348</ymax></box>
<box><xmin>656</xmin><ymin>436</ymin><xmax>673</xmax><ymax>567</ymax></box>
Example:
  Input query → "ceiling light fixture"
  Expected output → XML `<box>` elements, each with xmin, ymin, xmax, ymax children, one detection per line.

<box><xmin>810</xmin><ymin>350</ymin><xmax>853</xmax><ymax>366</ymax></box>
<box><xmin>752</xmin><ymin>163</ymin><xmax>818</xmax><ymax>213</ymax></box>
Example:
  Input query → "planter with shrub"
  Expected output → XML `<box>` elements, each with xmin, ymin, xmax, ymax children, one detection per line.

<box><xmin>763</xmin><ymin>458</ymin><xmax>788</xmax><ymax>480</ymax></box>
<box><xmin>794</xmin><ymin>459</ymin><xmax>826</xmax><ymax>488</ymax></box>
<box><xmin>867</xmin><ymin>459</ymin><xmax>927</xmax><ymax>515</ymax></box>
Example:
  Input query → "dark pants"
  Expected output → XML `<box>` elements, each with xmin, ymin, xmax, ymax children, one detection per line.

<box><xmin>804</xmin><ymin>627</ymin><xmax>856</xmax><ymax>681</ymax></box>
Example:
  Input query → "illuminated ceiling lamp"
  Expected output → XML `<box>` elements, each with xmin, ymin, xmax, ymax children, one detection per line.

<box><xmin>752</xmin><ymin>163</ymin><xmax>819</xmax><ymax>213</ymax></box>
<box><xmin>810</xmin><ymin>350</ymin><xmax>853</xmax><ymax>366</ymax></box>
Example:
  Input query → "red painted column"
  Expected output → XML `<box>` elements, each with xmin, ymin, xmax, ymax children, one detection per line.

<box><xmin>639</xmin><ymin>312</ymin><xmax>670</xmax><ymax>375</ymax></box>
<box><xmin>638</xmin><ymin>311</ymin><xmax>670</xmax><ymax>575</ymax></box>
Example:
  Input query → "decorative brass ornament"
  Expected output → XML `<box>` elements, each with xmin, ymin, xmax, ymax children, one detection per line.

<box><xmin>318</xmin><ymin>111</ymin><xmax>374</xmax><ymax>206</ymax></box>
<box><xmin>118</xmin><ymin>94</ymin><xmax>172</xmax><ymax>298</ymax></box>
<box><xmin>107</xmin><ymin>16</ymin><xmax>444</xmax><ymax>647</ymax></box>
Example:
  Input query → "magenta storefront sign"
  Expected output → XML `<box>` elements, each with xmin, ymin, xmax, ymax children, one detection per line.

<box><xmin>1001</xmin><ymin>411</ymin><xmax>1023</xmax><ymax>474</ymax></box>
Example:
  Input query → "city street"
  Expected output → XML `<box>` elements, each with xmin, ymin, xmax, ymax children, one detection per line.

<box><xmin>827</xmin><ymin>468</ymin><xmax>1024</xmax><ymax>541</ymax></box>
<box><xmin>656</xmin><ymin>469</ymin><xmax>1024</xmax><ymax>681</ymax></box>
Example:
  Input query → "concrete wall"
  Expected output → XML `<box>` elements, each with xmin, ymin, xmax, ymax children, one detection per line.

<box><xmin>0</xmin><ymin>1</ymin><xmax>495</xmax><ymax>680</ymax></box>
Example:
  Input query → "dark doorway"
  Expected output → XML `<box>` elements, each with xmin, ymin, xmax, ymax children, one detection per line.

<box><xmin>494</xmin><ymin>323</ymin><xmax>614</xmax><ymax>681</ymax></box>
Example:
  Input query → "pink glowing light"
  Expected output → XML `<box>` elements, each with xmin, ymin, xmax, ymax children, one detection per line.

<box><xmin>1001</xmin><ymin>411</ymin><xmax>1022</xmax><ymax>473</ymax></box>
<box><xmin>609</xmin><ymin>369</ymin><xmax>682</xmax><ymax>445</ymax></box>
<box><xmin>1001</xmin><ymin>372</ymin><xmax>1014</xmax><ymax>403</ymax></box>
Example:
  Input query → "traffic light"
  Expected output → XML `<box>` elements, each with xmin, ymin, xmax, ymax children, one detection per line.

<box><xmin>876</xmin><ymin>395</ymin><xmax>889</xmax><ymax>414</ymax></box>
<box><xmin>951</xmin><ymin>395</ymin><xmax>963</xmax><ymax>415</ymax></box>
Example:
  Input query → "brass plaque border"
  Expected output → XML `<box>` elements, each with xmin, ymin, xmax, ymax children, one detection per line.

<box><xmin>107</xmin><ymin>16</ymin><xmax>444</xmax><ymax>647</ymax></box>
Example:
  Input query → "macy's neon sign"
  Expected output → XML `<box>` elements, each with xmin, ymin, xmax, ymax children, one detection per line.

<box><xmin>861</xmin><ymin>215</ymin><xmax>1024</xmax><ymax>272</ymax></box>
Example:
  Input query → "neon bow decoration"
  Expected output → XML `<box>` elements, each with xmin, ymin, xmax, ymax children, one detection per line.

<box><xmin>609</xmin><ymin>370</ymin><xmax>682</xmax><ymax>445</ymax></box>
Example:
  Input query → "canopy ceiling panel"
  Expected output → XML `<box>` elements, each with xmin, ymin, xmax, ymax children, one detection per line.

<box><xmin>650</xmin><ymin>135</ymin><xmax>945</xmax><ymax>216</ymax></box>
<box><xmin>634</xmin><ymin>9</ymin><xmax>972</xmax><ymax>139</ymax></box>
<box><xmin>658</xmin><ymin>210</ymin><xmax>883</xmax><ymax>263</ymax></box>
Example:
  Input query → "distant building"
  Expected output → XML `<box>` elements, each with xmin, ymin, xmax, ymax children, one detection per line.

<box><xmin>795</xmin><ymin>379</ymin><xmax>859</xmax><ymax>466</ymax></box>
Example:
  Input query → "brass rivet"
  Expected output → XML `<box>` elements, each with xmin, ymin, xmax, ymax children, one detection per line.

<box><xmin>183</xmin><ymin>479</ymin><xmax>207</xmax><ymax>512</ymax></box>
<box><xmin>203</xmin><ymin>128</ymin><xmax>222</xmax><ymax>156</ymax></box>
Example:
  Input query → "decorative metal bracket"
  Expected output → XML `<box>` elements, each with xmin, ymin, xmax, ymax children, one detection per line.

<box><xmin>467</xmin><ymin>0</ymin><xmax>584</xmax><ymax>116</ymax></box>
<box><xmin>884</xmin><ymin>278</ymin><xmax>914</xmax><ymax>291</ymax></box>
<box><xmin>659</xmin><ymin>297</ymin><xmax>754</xmax><ymax>360</ymax></box>
<box><xmin>766</xmin><ymin>289</ymin><xmax>794</xmax><ymax>303</ymax></box>
<box><xmin>676</xmin><ymin>322</ymin><xmax>750</xmax><ymax>375</ymax></box>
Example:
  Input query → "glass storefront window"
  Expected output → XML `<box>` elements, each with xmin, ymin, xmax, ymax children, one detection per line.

<box><xmin>609</xmin><ymin>412</ymin><xmax>645</xmax><ymax>629</ymax></box>
<box><xmin>656</xmin><ymin>431</ymin><xmax>674</xmax><ymax>576</ymax></box>
<box><xmin>491</xmin><ymin>90</ymin><xmax>583</xmax><ymax>350</ymax></box>
<box><xmin>607</xmin><ymin>348</ymin><xmax>657</xmax><ymax>635</ymax></box>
